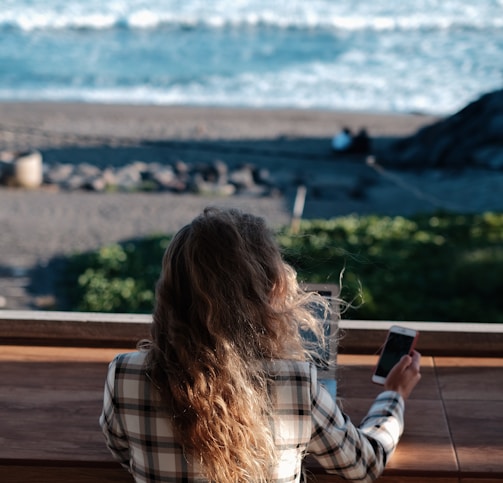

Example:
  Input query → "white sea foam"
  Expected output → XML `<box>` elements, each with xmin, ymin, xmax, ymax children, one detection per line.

<box><xmin>0</xmin><ymin>60</ymin><xmax>497</xmax><ymax>116</ymax></box>
<box><xmin>0</xmin><ymin>0</ymin><xmax>501</xmax><ymax>114</ymax></box>
<box><xmin>1</xmin><ymin>0</ymin><xmax>502</xmax><ymax>32</ymax></box>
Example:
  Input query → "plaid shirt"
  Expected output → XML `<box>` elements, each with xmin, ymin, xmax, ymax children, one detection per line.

<box><xmin>100</xmin><ymin>351</ymin><xmax>404</xmax><ymax>483</ymax></box>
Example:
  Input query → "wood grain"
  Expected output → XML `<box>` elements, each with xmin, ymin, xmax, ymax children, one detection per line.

<box><xmin>2</xmin><ymin>346</ymin><xmax>503</xmax><ymax>481</ymax></box>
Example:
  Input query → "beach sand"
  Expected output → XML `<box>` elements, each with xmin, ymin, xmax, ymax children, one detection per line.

<box><xmin>1</xmin><ymin>102</ymin><xmax>502</xmax><ymax>310</ymax></box>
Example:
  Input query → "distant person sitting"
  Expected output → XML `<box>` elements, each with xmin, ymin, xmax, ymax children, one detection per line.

<box><xmin>100</xmin><ymin>207</ymin><xmax>422</xmax><ymax>482</ymax></box>
<box><xmin>351</xmin><ymin>128</ymin><xmax>371</xmax><ymax>154</ymax></box>
<box><xmin>332</xmin><ymin>127</ymin><xmax>370</xmax><ymax>155</ymax></box>
<box><xmin>332</xmin><ymin>126</ymin><xmax>353</xmax><ymax>152</ymax></box>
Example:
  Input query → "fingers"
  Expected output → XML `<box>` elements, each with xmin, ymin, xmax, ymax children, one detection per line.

<box><xmin>410</xmin><ymin>350</ymin><xmax>421</xmax><ymax>371</ymax></box>
<box><xmin>384</xmin><ymin>351</ymin><xmax>422</xmax><ymax>399</ymax></box>
<box><xmin>404</xmin><ymin>350</ymin><xmax>422</xmax><ymax>385</ymax></box>
<box><xmin>399</xmin><ymin>351</ymin><xmax>421</xmax><ymax>372</ymax></box>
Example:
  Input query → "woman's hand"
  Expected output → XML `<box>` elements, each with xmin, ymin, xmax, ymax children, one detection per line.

<box><xmin>384</xmin><ymin>350</ymin><xmax>422</xmax><ymax>400</ymax></box>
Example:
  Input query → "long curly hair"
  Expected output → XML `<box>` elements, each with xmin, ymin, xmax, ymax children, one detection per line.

<box><xmin>144</xmin><ymin>207</ymin><xmax>328</xmax><ymax>482</ymax></box>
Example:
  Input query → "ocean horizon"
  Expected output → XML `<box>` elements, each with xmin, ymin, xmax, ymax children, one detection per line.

<box><xmin>1</xmin><ymin>0</ymin><xmax>502</xmax><ymax>116</ymax></box>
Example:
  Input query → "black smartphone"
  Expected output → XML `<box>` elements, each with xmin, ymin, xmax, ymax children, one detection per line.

<box><xmin>372</xmin><ymin>325</ymin><xmax>418</xmax><ymax>385</ymax></box>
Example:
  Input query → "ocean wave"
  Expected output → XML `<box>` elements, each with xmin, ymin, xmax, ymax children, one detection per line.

<box><xmin>1</xmin><ymin>9</ymin><xmax>502</xmax><ymax>33</ymax></box>
<box><xmin>1</xmin><ymin>0</ymin><xmax>499</xmax><ymax>116</ymax></box>
<box><xmin>0</xmin><ymin>63</ymin><xmax>497</xmax><ymax>116</ymax></box>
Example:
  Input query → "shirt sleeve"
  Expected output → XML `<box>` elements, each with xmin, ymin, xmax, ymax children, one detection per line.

<box><xmin>307</xmin><ymin>364</ymin><xmax>404</xmax><ymax>482</ymax></box>
<box><xmin>99</xmin><ymin>356</ymin><xmax>131</xmax><ymax>471</ymax></box>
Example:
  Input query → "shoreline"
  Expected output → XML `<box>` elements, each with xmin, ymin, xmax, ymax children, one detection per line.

<box><xmin>0</xmin><ymin>101</ymin><xmax>439</xmax><ymax>149</ymax></box>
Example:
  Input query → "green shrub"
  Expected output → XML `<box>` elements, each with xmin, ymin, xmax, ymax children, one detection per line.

<box><xmin>279</xmin><ymin>212</ymin><xmax>503</xmax><ymax>322</ymax></box>
<box><xmin>63</xmin><ymin>212</ymin><xmax>503</xmax><ymax>322</ymax></box>
<box><xmin>64</xmin><ymin>236</ymin><xmax>171</xmax><ymax>313</ymax></box>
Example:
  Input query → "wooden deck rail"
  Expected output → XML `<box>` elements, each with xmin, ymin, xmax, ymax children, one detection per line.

<box><xmin>2</xmin><ymin>310</ymin><xmax>503</xmax><ymax>356</ymax></box>
<box><xmin>1</xmin><ymin>311</ymin><xmax>503</xmax><ymax>482</ymax></box>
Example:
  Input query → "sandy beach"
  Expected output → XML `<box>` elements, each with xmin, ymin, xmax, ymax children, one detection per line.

<box><xmin>1</xmin><ymin>102</ymin><xmax>502</xmax><ymax>310</ymax></box>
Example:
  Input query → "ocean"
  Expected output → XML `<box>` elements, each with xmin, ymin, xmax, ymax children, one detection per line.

<box><xmin>1</xmin><ymin>0</ymin><xmax>502</xmax><ymax>115</ymax></box>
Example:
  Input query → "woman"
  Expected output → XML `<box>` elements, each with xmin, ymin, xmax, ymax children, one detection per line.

<box><xmin>100</xmin><ymin>207</ymin><xmax>421</xmax><ymax>482</ymax></box>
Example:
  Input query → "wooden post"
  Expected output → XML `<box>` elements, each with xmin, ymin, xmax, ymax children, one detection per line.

<box><xmin>290</xmin><ymin>184</ymin><xmax>306</xmax><ymax>234</ymax></box>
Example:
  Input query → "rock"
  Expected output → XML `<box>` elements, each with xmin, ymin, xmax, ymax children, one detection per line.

<box><xmin>86</xmin><ymin>175</ymin><xmax>108</xmax><ymax>192</ymax></box>
<box><xmin>377</xmin><ymin>89</ymin><xmax>503</xmax><ymax>170</ymax></box>
<box><xmin>114</xmin><ymin>164</ymin><xmax>143</xmax><ymax>191</ymax></box>
<box><xmin>4</xmin><ymin>154</ymin><xmax>287</xmax><ymax>197</ymax></box>
<box><xmin>44</xmin><ymin>163</ymin><xmax>74</xmax><ymax>184</ymax></box>
<box><xmin>63</xmin><ymin>174</ymin><xmax>87</xmax><ymax>190</ymax></box>
<box><xmin>148</xmin><ymin>164</ymin><xmax>178</xmax><ymax>190</ymax></box>
<box><xmin>101</xmin><ymin>167</ymin><xmax>118</xmax><ymax>187</ymax></box>
<box><xmin>213</xmin><ymin>160</ymin><xmax>229</xmax><ymax>185</ymax></box>
<box><xmin>191</xmin><ymin>173</ymin><xmax>236</xmax><ymax>196</ymax></box>
<box><xmin>473</xmin><ymin>146</ymin><xmax>503</xmax><ymax>170</ymax></box>
<box><xmin>229</xmin><ymin>164</ymin><xmax>256</xmax><ymax>190</ymax></box>
<box><xmin>75</xmin><ymin>163</ymin><xmax>101</xmax><ymax>178</ymax></box>
<box><xmin>174</xmin><ymin>160</ymin><xmax>190</xmax><ymax>176</ymax></box>
<box><xmin>252</xmin><ymin>166</ymin><xmax>271</xmax><ymax>185</ymax></box>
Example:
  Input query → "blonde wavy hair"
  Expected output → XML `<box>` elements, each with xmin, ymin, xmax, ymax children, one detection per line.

<box><xmin>145</xmin><ymin>207</ymin><xmax>328</xmax><ymax>482</ymax></box>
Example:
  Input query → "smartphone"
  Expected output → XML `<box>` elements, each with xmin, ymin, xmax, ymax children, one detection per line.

<box><xmin>372</xmin><ymin>325</ymin><xmax>418</xmax><ymax>385</ymax></box>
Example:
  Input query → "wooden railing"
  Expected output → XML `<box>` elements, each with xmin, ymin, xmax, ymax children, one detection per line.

<box><xmin>2</xmin><ymin>310</ymin><xmax>503</xmax><ymax>355</ymax></box>
<box><xmin>1</xmin><ymin>310</ymin><xmax>503</xmax><ymax>482</ymax></box>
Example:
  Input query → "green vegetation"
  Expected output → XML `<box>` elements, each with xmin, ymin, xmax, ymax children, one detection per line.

<box><xmin>64</xmin><ymin>236</ymin><xmax>171</xmax><ymax>313</ymax></box>
<box><xmin>63</xmin><ymin>212</ymin><xmax>503</xmax><ymax>322</ymax></box>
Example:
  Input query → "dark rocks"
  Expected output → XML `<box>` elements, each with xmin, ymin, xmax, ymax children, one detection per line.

<box><xmin>0</xmin><ymin>154</ymin><xmax>283</xmax><ymax>197</ymax></box>
<box><xmin>377</xmin><ymin>89</ymin><xmax>503</xmax><ymax>170</ymax></box>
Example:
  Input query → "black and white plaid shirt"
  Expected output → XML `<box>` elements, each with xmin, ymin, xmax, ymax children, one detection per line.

<box><xmin>100</xmin><ymin>351</ymin><xmax>404</xmax><ymax>482</ymax></box>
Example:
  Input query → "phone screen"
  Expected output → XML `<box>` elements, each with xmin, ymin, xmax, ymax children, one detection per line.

<box><xmin>375</xmin><ymin>332</ymin><xmax>415</xmax><ymax>378</ymax></box>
